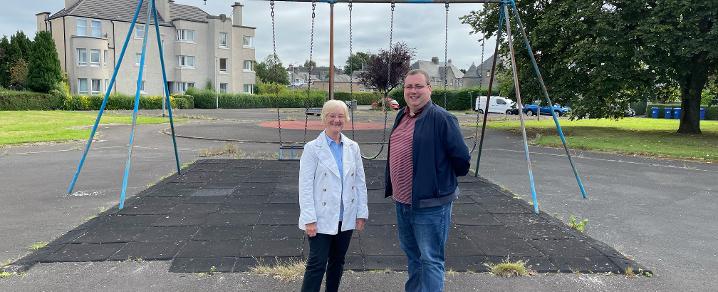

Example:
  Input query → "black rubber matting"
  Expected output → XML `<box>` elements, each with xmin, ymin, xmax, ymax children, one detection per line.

<box><xmin>12</xmin><ymin>159</ymin><xmax>647</xmax><ymax>274</ymax></box>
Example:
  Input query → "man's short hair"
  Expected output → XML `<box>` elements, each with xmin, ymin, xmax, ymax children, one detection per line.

<box><xmin>405</xmin><ymin>69</ymin><xmax>430</xmax><ymax>85</ymax></box>
<box><xmin>321</xmin><ymin>99</ymin><xmax>351</xmax><ymax>123</ymax></box>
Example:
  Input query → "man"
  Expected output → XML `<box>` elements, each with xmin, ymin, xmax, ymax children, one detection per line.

<box><xmin>385</xmin><ymin>69</ymin><xmax>471</xmax><ymax>292</ymax></box>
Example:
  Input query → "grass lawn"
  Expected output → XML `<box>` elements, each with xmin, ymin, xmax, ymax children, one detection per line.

<box><xmin>470</xmin><ymin>117</ymin><xmax>718</xmax><ymax>162</ymax></box>
<box><xmin>0</xmin><ymin>111</ymin><xmax>179</xmax><ymax>146</ymax></box>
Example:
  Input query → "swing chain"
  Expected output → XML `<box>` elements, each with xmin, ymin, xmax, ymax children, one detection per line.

<box><xmin>269</xmin><ymin>0</ymin><xmax>284</xmax><ymax>147</ymax></box>
<box><xmin>270</xmin><ymin>0</ymin><xmax>277</xmax><ymax>58</ymax></box>
<box><xmin>304</xmin><ymin>0</ymin><xmax>318</xmax><ymax>144</ymax></box>
<box><xmin>348</xmin><ymin>0</ymin><xmax>356</xmax><ymax>139</ymax></box>
<box><xmin>443</xmin><ymin>0</ymin><xmax>449</xmax><ymax>108</ymax></box>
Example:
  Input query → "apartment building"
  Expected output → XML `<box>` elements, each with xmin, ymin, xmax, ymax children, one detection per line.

<box><xmin>36</xmin><ymin>0</ymin><xmax>256</xmax><ymax>96</ymax></box>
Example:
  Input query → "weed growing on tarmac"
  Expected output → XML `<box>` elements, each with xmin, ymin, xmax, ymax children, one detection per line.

<box><xmin>29</xmin><ymin>242</ymin><xmax>48</xmax><ymax>251</ymax></box>
<box><xmin>485</xmin><ymin>259</ymin><xmax>533</xmax><ymax>277</ymax></box>
<box><xmin>568</xmin><ymin>215</ymin><xmax>589</xmax><ymax>233</ymax></box>
<box><xmin>250</xmin><ymin>258</ymin><xmax>306</xmax><ymax>282</ymax></box>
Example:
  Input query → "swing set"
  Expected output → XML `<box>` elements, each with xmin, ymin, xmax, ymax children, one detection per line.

<box><xmin>66</xmin><ymin>0</ymin><xmax>586</xmax><ymax>214</ymax></box>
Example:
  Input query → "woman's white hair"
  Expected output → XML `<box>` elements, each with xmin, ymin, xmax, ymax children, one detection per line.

<box><xmin>321</xmin><ymin>100</ymin><xmax>351</xmax><ymax>123</ymax></box>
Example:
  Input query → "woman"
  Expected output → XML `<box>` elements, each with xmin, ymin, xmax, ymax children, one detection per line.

<box><xmin>298</xmin><ymin>100</ymin><xmax>368</xmax><ymax>292</ymax></box>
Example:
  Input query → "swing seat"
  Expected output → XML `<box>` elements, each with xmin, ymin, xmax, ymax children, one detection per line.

<box><xmin>279</xmin><ymin>144</ymin><xmax>304</xmax><ymax>161</ymax></box>
<box><xmin>305</xmin><ymin>108</ymin><xmax>322</xmax><ymax>116</ymax></box>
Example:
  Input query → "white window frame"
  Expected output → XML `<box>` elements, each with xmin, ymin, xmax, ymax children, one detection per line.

<box><xmin>78</xmin><ymin>78</ymin><xmax>89</xmax><ymax>94</ymax></box>
<box><xmin>178</xmin><ymin>55</ymin><xmax>196</xmax><ymax>69</ymax></box>
<box><xmin>104</xmin><ymin>79</ymin><xmax>110</xmax><ymax>93</ymax></box>
<box><xmin>243</xmin><ymin>84</ymin><xmax>253</xmax><ymax>94</ymax></box>
<box><xmin>243</xmin><ymin>36</ymin><xmax>253</xmax><ymax>48</ymax></box>
<box><xmin>219</xmin><ymin>83</ymin><xmax>228</xmax><ymax>93</ymax></box>
<box><xmin>89</xmin><ymin>49</ymin><xmax>101</xmax><ymax>66</ymax></box>
<box><xmin>103</xmin><ymin>50</ymin><xmax>109</xmax><ymax>67</ymax></box>
<box><xmin>91</xmin><ymin>19</ymin><xmax>102</xmax><ymax>38</ymax></box>
<box><xmin>77</xmin><ymin>48</ymin><xmax>88</xmax><ymax>66</ymax></box>
<box><xmin>176</xmin><ymin>82</ymin><xmax>196</xmax><ymax>92</ymax></box>
<box><xmin>219</xmin><ymin>32</ymin><xmax>228</xmax><ymax>48</ymax></box>
<box><xmin>91</xmin><ymin>79</ymin><xmax>101</xmax><ymax>95</ymax></box>
<box><xmin>76</xmin><ymin>18</ymin><xmax>87</xmax><ymax>36</ymax></box>
<box><xmin>135</xmin><ymin>53</ymin><xmax>142</xmax><ymax>66</ymax></box>
<box><xmin>176</xmin><ymin>29</ymin><xmax>195</xmax><ymax>42</ymax></box>
<box><xmin>135</xmin><ymin>24</ymin><xmax>145</xmax><ymax>39</ymax></box>
<box><xmin>140</xmin><ymin>80</ymin><xmax>146</xmax><ymax>94</ymax></box>
<box><xmin>243</xmin><ymin>60</ymin><xmax>253</xmax><ymax>72</ymax></box>
<box><xmin>219</xmin><ymin>58</ymin><xmax>228</xmax><ymax>73</ymax></box>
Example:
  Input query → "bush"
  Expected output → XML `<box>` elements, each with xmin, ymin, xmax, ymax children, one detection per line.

<box><xmin>333</xmin><ymin>92</ymin><xmax>382</xmax><ymax>105</ymax></box>
<box><xmin>0</xmin><ymin>88</ymin><xmax>63</xmax><ymax>110</ymax></box>
<box><xmin>187</xmin><ymin>87</ymin><xmax>326</xmax><ymax>109</ymax></box>
<box><xmin>706</xmin><ymin>107</ymin><xmax>718</xmax><ymax>120</ymax></box>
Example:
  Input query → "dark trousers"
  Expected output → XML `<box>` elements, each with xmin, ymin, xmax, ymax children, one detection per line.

<box><xmin>301</xmin><ymin>222</ymin><xmax>354</xmax><ymax>292</ymax></box>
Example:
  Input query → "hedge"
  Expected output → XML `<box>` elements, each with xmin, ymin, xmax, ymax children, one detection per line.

<box><xmin>0</xmin><ymin>89</ymin><xmax>193</xmax><ymax>111</ymax></box>
<box><xmin>333</xmin><ymin>92</ymin><xmax>382</xmax><ymax>105</ymax></box>
<box><xmin>0</xmin><ymin>90</ymin><xmax>64</xmax><ymax>110</ymax></box>
<box><xmin>187</xmin><ymin>88</ymin><xmax>327</xmax><ymax>109</ymax></box>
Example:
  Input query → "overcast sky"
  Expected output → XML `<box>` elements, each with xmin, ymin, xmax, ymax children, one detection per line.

<box><xmin>1</xmin><ymin>0</ymin><xmax>496</xmax><ymax>70</ymax></box>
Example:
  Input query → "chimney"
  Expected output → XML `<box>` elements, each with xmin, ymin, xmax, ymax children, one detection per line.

<box><xmin>157</xmin><ymin>0</ymin><xmax>171</xmax><ymax>21</ymax></box>
<box><xmin>431</xmin><ymin>57</ymin><xmax>439</xmax><ymax>64</ymax></box>
<box><xmin>232</xmin><ymin>2</ymin><xmax>243</xmax><ymax>26</ymax></box>
<box><xmin>65</xmin><ymin>0</ymin><xmax>80</xmax><ymax>8</ymax></box>
<box><xmin>36</xmin><ymin>12</ymin><xmax>50</xmax><ymax>32</ymax></box>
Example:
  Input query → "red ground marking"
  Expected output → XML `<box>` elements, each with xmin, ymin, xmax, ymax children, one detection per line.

<box><xmin>258</xmin><ymin>120</ymin><xmax>387</xmax><ymax>130</ymax></box>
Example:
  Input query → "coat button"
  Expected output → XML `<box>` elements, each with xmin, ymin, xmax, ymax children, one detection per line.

<box><xmin>351</xmin><ymin>173</ymin><xmax>354</xmax><ymax>176</ymax></box>
<box><xmin>351</xmin><ymin>198</ymin><xmax>355</xmax><ymax>203</ymax></box>
<box><xmin>351</xmin><ymin>186</ymin><xmax>354</xmax><ymax>190</ymax></box>
<box><xmin>322</xmin><ymin>202</ymin><xmax>326</xmax><ymax>206</ymax></box>
<box><xmin>323</xmin><ymin>189</ymin><xmax>326</xmax><ymax>192</ymax></box>
<box><xmin>324</xmin><ymin>173</ymin><xmax>327</xmax><ymax>176</ymax></box>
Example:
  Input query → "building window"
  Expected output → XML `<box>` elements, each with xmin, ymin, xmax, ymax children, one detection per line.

<box><xmin>176</xmin><ymin>82</ymin><xmax>195</xmax><ymax>92</ymax></box>
<box><xmin>78</xmin><ymin>78</ymin><xmax>89</xmax><ymax>94</ymax></box>
<box><xmin>243</xmin><ymin>84</ymin><xmax>253</xmax><ymax>94</ymax></box>
<box><xmin>104</xmin><ymin>79</ymin><xmax>110</xmax><ymax>92</ymax></box>
<box><xmin>176</xmin><ymin>29</ymin><xmax>195</xmax><ymax>42</ymax></box>
<box><xmin>135</xmin><ymin>53</ymin><xmax>142</xmax><ymax>66</ymax></box>
<box><xmin>103</xmin><ymin>50</ymin><xmax>109</xmax><ymax>67</ymax></box>
<box><xmin>243</xmin><ymin>36</ymin><xmax>253</xmax><ymax>48</ymax></box>
<box><xmin>135</xmin><ymin>24</ymin><xmax>145</xmax><ymax>39</ymax></box>
<box><xmin>243</xmin><ymin>60</ymin><xmax>253</xmax><ymax>72</ymax></box>
<box><xmin>90</xmin><ymin>49</ymin><xmax>101</xmax><ymax>66</ymax></box>
<box><xmin>91</xmin><ymin>79</ymin><xmax>101</xmax><ymax>94</ymax></box>
<box><xmin>140</xmin><ymin>80</ymin><xmax>146</xmax><ymax>93</ymax></box>
<box><xmin>219</xmin><ymin>83</ymin><xmax>228</xmax><ymax>93</ymax></box>
<box><xmin>178</xmin><ymin>55</ymin><xmax>196</xmax><ymax>68</ymax></box>
<box><xmin>77</xmin><ymin>48</ymin><xmax>87</xmax><ymax>65</ymax></box>
<box><xmin>91</xmin><ymin>20</ymin><xmax>102</xmax><ymax>38</ymax></box>
<box><xmin>76</xmin><ymin>18</ymin><xmax>87</xmax><ymax>36</ymax></box>
<box><xmin>219</xmin><ymin>58</ymin><xmax>227</xmax><ymax>72</ymax></box>
<box><xmin>219</xmin><ymin>32</ymin><xmax>228</xmax><ymax>48</ymax></box>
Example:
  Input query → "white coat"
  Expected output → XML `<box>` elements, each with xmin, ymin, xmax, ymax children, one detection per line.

<box><xmin>298</xmin><ymin>131</ymin><xmax>369</xmax><ymax>235</ymax></box>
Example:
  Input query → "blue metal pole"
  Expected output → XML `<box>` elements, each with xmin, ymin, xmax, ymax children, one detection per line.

<box><xmin>66</xmin><ymin>0</ymin><xmax>145</xmax><ymax>195</ymax></box>
<box><xmin>119</xmin><ymin>0</ymin><xmax>154</xmax><ymax>209</ymax></box>
<box><xmin>502</xmin><ymin>3</ymin><xmax>539</xmax><ymax>214</ymax></box>
<box><xmin>151</xmin><ymin>0</ymin><xmax>182</xmax><ymax>174</ymax></box>
<box><xmin>509</xmin><ymin>0</ymin><xmax>587</xmax><ymax>198</ymax></box>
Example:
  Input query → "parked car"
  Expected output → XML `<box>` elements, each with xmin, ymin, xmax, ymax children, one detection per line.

<box><xmin>371</xmin><ymin>97</ymin><xmax>400</xmax><ymax>110</ymax></box>
<box><xmin>523</xmin><ymin>103</ymin><xmax>570</xmax><ymax>116</ymax></box>
<box><xmin>475</xmin><ymin>96</ymin><xmax>515</xmax><ymax>114</ymax></box>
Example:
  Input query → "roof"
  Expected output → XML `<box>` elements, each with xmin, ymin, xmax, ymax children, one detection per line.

<box><xmin>410</xmin><ymin>59</ymin><xmax>464</xmax><ymax>79</ymax></box>
<box><xmin>464</xmin><ymin>54</ymin><xmax>500</xmax><ymax>79</ymax></box>
<box><xmin>49</xmin><ymin>0</ymin><xmax>209</xmax><ymax>24</ymax></box>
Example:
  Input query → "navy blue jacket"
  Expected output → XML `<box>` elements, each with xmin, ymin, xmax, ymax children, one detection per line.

<box><xmin>385</xmin><ymin>102</ymin><xmax>471</xmax><ymax>208</ymax></box>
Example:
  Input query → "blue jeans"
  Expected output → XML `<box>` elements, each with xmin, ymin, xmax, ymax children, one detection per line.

<box><xmin>395</xmin><ymin>202</ymin><xmax>452</xmax><ymax>292</ymax></box>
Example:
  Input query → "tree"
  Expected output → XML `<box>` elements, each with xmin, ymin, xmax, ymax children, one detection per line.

<box><xmin>6</xmin><ymin>31</ymin><xmax>32</xmax><ymax>90</ymax></box>
<box><xmin>255</xmin><ymin>54</ymin><xmax>289</xmax><ymax>85</ymax></box>
<box><xmin>27</xmin><ymin>31</ymin><xmax>62</xmax><ymax>93</ymax></box>
<box><xmin>462</xmin><ymin>0</ymin><xmax>717</xmax><ymax>133</ymax></box>
<box><xmin>344</xmin><ymin>52</ymin><xmax>372</xmax><ymax>73</ymax></box>
<box><xmin>462</xmin><ymin>1</ymin><xmax>649</xmax><ymax>120</ymax></box>
<box><xmin>358</xmin><ymin>42</ymin><xmax>413</xmax><ymax>97</ymax></box>
<box><xmin>303</xmin><ymin>60</ymin><xmax>316</xmax><ymax>71</ymax></box>
<box><xmin>9</xmin><ymin>58</ymin><xmax>28</xmax><ymax>89</ymax></box>
<box><xmin>618</xmin><ymin>1</ymin><xmax>717</xmax><ymax>134</ymax></box>
<box><xmin>0</xmin><ymin>36</ymin><xmax>10</xmax><ymax>88</ymax></box>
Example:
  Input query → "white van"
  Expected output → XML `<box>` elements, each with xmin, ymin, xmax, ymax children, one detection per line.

<box><xmin>475</xmin><ymin>96</ymin><xmax>515</xmax><ymax>114</ymax></box>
